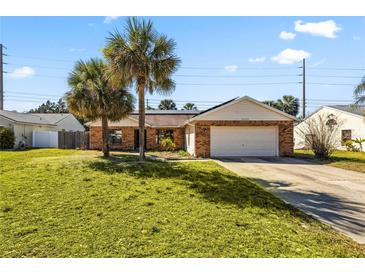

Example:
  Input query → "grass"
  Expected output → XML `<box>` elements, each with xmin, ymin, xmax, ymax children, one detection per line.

<box><xmin>146</xmin><ymin>150</ymin><xmax>194</xmax><ymax>160</ymax></box>
<box><xmin>1</xmin><ymin>149</ymin><xmax>365</xmax><ymax>258</ymax></box>
<box><xmin>295</xmin><ymin>150</ymin><xmax>365</xmax><ymax>173</ymax></box>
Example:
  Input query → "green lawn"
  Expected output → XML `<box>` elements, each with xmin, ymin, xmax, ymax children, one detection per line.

<box><xmin>1</xmin><ymin>149</ymin><xmax>364</xmax><ymax>257</ymax></box>
<box><xmin>295</xmin><ymin>150</ymin><xmax>365</xmax><ymax>173</ymax></box>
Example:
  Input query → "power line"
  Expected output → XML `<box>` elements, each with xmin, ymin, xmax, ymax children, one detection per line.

<box><xmin>174</xmin><ymin>74</ymin><xmax>300</xmax><ymax>78</ymax></box>
<box><xmin>5</xmin><ymin>63</ymin><xmax>71</xmax><ymax>71</ymax></box>
<box><xmin>176</xmin><ymin>82</ymin><xmax>299</xmax><ymax>86</ymax></box>
<box><xmin>4</xmin><ymin>90</ymin><xmax>66</xmax><ymax>96</ymax></box>
<box><xmin>5</xmin><ymin>54</ymin><xmax>365</xmax><ymax>71</ymax></box>
<box><xmin>179</xmin><ymin>66</ymin><xmax>299</xmax><ymax>71</ymax></box>
<box><xmin>5</xmin><ymin>90</ymin><xmax>355</xmax><ymax>103</ymax></box>
<box><xmin>3</xmin><ymin>71</ymin><xmax>66</xmax><ymax>79</ymax></box>
<box><xmin>6</xmin><ymin>54</ymin><xmax>76</xmax><ymax>63</ymax></box>
<box><xmin>306</xmin><ymin>82</ymin><xmax>357</xmax><ymax>86</ymax></box>
<box><xmin>307</xmin><ymin>75</ymin><xmax>363</xmax><ymax>79</ymax></box>
<box><xmin>308</xmin><ymin>67</ymin><xmax>365</xmax><ymax>71</ymax></box>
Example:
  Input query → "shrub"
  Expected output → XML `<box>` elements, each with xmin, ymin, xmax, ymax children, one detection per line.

<box><xmin>0</xmin><ymin>128</ymin><xmax>15</xmax><ymax>149</ymax></box>
<box><xmin>353</xmin><ymin>138</ymin><xmax>365</xmax><ymax>152</ymax></box>
<box><xmin>160</xmin><ymin>137</ymin><xmax>176</xmax><ymax>151</ymax></box>
<box><xmin>344</xmin><ymin>140</ymin><xmax>361</xmax><ymax>152</ymax></box>
<box><xmin>344</xmin><ymin>140</ymin><xmax>355</xmax><ymax>152</ymax></box>
<box><xmin>295</xmin><ymin>114</ymin><xmax>342</xmax><ymax>159</ymax></box>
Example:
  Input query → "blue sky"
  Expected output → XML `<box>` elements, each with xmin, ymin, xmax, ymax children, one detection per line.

<box><xmin>0</xmin><ymin>16</ymin><xmax>364</xmax><ymax>113</ymax></box>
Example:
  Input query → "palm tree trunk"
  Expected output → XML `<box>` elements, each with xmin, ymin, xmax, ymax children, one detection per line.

<box><xmin>138</xmin><ymin>83</ymin><xmax>145</xmax><ymax>161</ymax></box>
<box><xmin>101</xmin><ymin>116</ymin><xmax>110</xmax><ymax>157</ymax></box>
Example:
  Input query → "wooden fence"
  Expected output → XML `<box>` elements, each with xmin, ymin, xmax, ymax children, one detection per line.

<box><xmin>58</xmin><ymin>131</ymin><xmax>89</xmax><ymax>149</ymax></box>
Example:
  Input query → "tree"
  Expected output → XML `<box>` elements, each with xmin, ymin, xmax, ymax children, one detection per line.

<box><xmin>29</xmin><ymin>98</ymin><xmax>68</xmax><ymax>113</ymax></box>
<box><xmin>66</xmin><ymin>58</ymin><xmax>134</xmax><ymax>157</ymax></box>
<box><xmin>354</xmin><ymin>77</ymin><xmax>365</xmax><ymax>105</ymax></box>
<box><xmin>158</xmin><ymin>99</ymin><xmax>177</xmax><ymax>110</ymax></box>
<box><xmin>262</xmin><ymin>100</ymin><xmax>279</xmax><ymax>109</ymax></box>
<box><xmin>182</xmin><ymin>102</ymin><xmax>197</xmax><ymax>110</ymax></box>
<box><xmin>263</xmin><ymin>95</ymin><xmax>299</xmax><ymax>116</ymax></box>
<box><xmin>276</xmin><ymin>95</ymin><xmax>300</xmax><ymax>116</ymax></box>
<box><xmin>104</xmin><ymin>17</ymin><xmax>180</xmax><ymax>160</ymax></box>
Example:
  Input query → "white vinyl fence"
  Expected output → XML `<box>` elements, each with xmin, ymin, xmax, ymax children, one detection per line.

<box><xmin>32</xmin><ymin>131</ymin><xmax>59</xmax><ymax>148</ymax></box>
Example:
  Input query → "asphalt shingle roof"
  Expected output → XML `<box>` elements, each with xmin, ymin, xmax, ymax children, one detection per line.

<box><xmin>129</xmin><ymin>111</ymin><xmax>198</xmax><ymax>127</ymax></box>
<box><xmin>0</xmin><ymin>110</ymin><xmax>56</xmax><ymax>126</ymax></box>
<box><xmin>328</xmin><ymin>105</ymin><xmax>365</xmax><ymax>116</ymax></box>
<box><xmin>31</xmin><ymin>113</ymin><xmax>71</xmax><ymax>124</ymax></box>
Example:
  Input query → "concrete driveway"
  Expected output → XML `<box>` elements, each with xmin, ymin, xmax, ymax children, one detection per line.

<box><xmin>216</xmin><ymin>157</ymin><xmax>365</xmax><ymax>244</ymax></box>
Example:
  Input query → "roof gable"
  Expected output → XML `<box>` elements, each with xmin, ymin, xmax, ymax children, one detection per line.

<box><xmin>303</xmin><ymin>106</ymin><xmax>364</xmax><ymax>122</ymax></box>
<box><xmin>189</xmin><ymin>96</ymin><xmax>296</xmax><ymax>122</ymax></box>
<box><xmin>326</xmin><ymin>105</ymin><xmax>365</xmax><ymax>118</ymax></box>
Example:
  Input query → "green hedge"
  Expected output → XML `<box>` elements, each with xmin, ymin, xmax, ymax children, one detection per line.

<box><xmin>0</xmin><ymin>128</ymin><xmax>15</xmax><ymax>149</ymax></box>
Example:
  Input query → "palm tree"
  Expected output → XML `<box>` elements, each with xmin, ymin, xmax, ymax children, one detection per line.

<box><xmin>276</xmin><ymin>95</ymin><xmax>299</xmax><ymax>116</ymax></box>
<box><xmin>158</xmin><ymin>99</ymin><xmax>177</xmax><ymax>110</ymax></box>
<box><xmin>104</xmin><ymin>17</ymin><xmax>180</xmax><ymax>160</ymax></box>
<box><xmin>262</xmin><ymin>100</ymin><xmax>279</xmax><ymax>109</ymax></box>
<box><xmin>354</xmin><ymin>77</ymin><xmax>365</xmax><ymax>104</ymax></box>
<box><xmin>182</xmin><ymin>102</ymin><xmax>197</xmax><ymax>110</ymax></box>
<box><xmin>353</xmin><ymin>138</ymin><xmax>365</xmax><ymax>152</ymax></box>
<box><xmin>66</xmin><ymin>58</ymin><xmax>134</xmax><ymax>157</ymax></box>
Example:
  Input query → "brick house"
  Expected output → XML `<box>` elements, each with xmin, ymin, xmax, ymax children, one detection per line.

<box><xmin>88</xmin><ymin>96</ymin><xmax>296</xmax><ymax>157</ymax></box>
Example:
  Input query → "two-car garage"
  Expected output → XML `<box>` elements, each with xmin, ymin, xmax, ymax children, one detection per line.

<box><xmin>185</xmin><ymin>96</ymin><xmax>295</xmax><ymax>158</ymax></box>
<box><xmin>210</xmin><ymin>126</ymin><xmax>279</xmax><ymax>157</ymax></box>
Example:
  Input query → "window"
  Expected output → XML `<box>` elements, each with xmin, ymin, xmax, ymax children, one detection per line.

<box><xmin>156</xmin><ymin>129</ymin><xmax>174</xmax><ymax>144</ymax></box>
<box><xmin>109</xmin><ymin>130</ymin><xmax>122</xmax><ymax>145</ymax></box>
<box><xmin>341</xmin><ymin>130</ymin><xmax>352</xmax><ymax>142</ymax></box>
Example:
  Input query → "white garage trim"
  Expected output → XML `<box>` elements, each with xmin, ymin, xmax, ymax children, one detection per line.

<box><xmin>211</xmin><ymin>126</ymin><xmax>279</xmax><ymax>157</ymax></box>
<box><xmin>32</xmin><ymin>131</ymin><xmax>58</xmax><ymax>148</ymax></box>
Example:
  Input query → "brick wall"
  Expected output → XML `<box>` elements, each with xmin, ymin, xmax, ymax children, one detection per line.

<box><xmin>89</xmin><ymin>126</ymin><xmax>135</xmax><ymax>150</ymax></box>
<box><xmin>90</xmin><ymin>126</ymin><xmax>185</xmax><ymax>151</ymax></box>
<box><xmin>146</xmin><ymin>127</ymin><xmax>184</xmax><ymax>150</ymax></box>
<box><xmin>194</xmin><ymin>120</ymin><xmax>294</xmax><ymax>158</ymax></box>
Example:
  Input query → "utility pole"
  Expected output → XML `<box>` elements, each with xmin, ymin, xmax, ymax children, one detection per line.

<box><xmin>0</xmin><ymin>43</ymin><xmax>4</xmax><ymax>110</ymax></box>
<box><xmin>302</xmin><ymin>58</ymin><xmax>306</xmax><ymax>118</ymax></box>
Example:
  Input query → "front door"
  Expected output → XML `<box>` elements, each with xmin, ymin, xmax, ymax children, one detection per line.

<box><xmin>134</xmin><ymin>129</ymin><xmax>147</xmax><ymax>150</ymax></box>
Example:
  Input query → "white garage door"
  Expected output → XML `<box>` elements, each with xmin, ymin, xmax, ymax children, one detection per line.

<box><xmin>211</xmin><ymin>126</ymin><xmax>278</xmax><ymax>157</ymax></box>
<box><xmin>32</xmin><ymin>131</ymin><xmax>58</xmax><ymax>148</ymax></box>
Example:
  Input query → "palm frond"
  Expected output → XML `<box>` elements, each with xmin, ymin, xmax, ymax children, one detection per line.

<box><xmin>354</xmin><ymin>77</ymin><xmax>365</xmax><ymax>104</ymax></box>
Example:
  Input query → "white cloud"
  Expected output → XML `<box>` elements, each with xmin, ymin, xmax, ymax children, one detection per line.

<box><xmin>353</xmin><ymin>35</ymin><xmax>361</xmax><ymax>41</ymax></box>
<box><xmin>294</xmin><ymin>20</ymin><xmax>341</xmax><ymax>39</ymax></box>
<box><xmin>104</xmin><ymin>16</ymin><xmax>119</xmax><ymax>24</ymax></box>
<box><xmin>248</xmin><ymin>56</ymin><xmax>266</xmax><ymax>63</ymax></box>
<box><xmin>9</xmin><ymin>66</ymin><xmax>35</xmax><ymax>79</ymax></box>
<box><xmin>224</xmin><ymin>65</ymin><xmax>238</xmax><ymax>72</ymax></box>
<box><xmin>69</xmin><ymin>48</ymin><xmax>86</xmax><ymax>53</ymax></box>
<box><xmin>279</xmin><ymin>31</ymin><xmax>296</xmax><ymax>40</ymax></box>
<box><xmin>271</xmin><ymin>48</ymin><xmax>311</xmax><ymax>65</ymax></box>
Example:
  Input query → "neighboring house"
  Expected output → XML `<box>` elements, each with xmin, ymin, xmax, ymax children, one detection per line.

<box><xmin>89</xmin><ymin>96</ymin><xmax>296</xmax><ymax>157</ymax></box>
<box><xmin>294</xmin><ymin>105</ymin><xmax>365</xmax><ymax>150</ymax></box>
<box><xmin>0</xmin><ymin>111</ymin><xmax>84</xmax><ymax>148</ymax></box>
